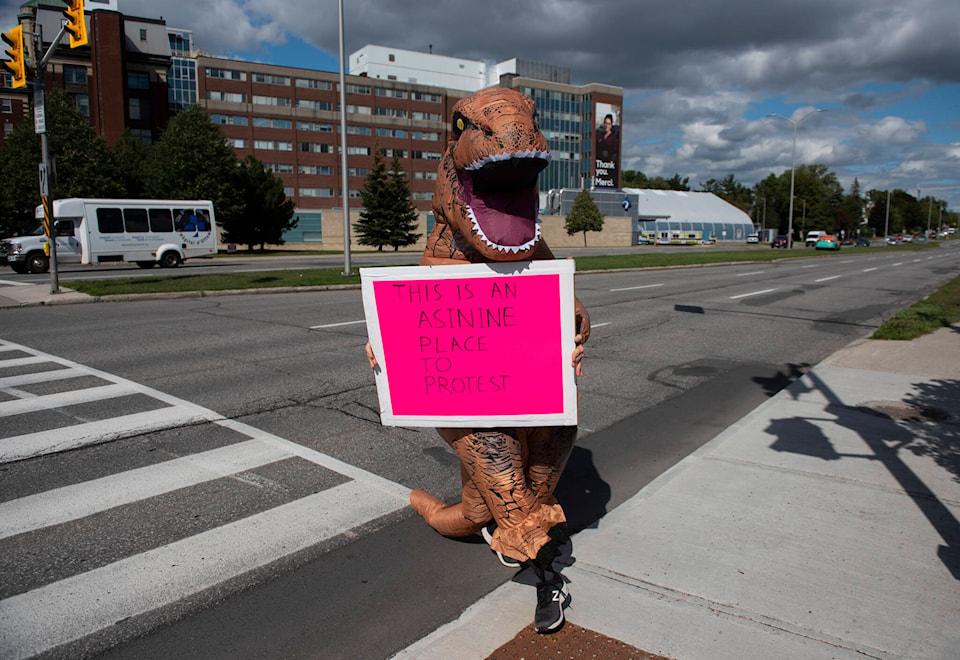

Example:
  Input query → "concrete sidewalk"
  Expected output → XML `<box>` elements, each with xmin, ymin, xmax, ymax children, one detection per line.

<box><xmin>397</xmin><ymin>326</ymin><xmax>960</xmax><ymax>660</ymax></box>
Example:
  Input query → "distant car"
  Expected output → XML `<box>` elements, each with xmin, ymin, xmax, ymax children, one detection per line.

<box><xmin>900</xmin><ymin>235</ymin><xmax>912</xmax><ymax>243</ymax></box>
<box><xmin>886</xmin><ymin>236</ymin><xmax>898</xmax><ymax>245</ymax></box>
<box><xmin>815</xmin><ymin>234</ymin><xmax>840</xmax><ymax>251</ymax></box>
<box><xmin>913</xmin><ymin>234</ymin><xmax>926</xmax><ymax>243</ymax></box>
<box><xmin>856</xmin><ymin>237</ymin><xmax>871</xmax><ymax>247</ymax></box>
<box><xmin>746</xmin><ymin>234</ymin><xmax>759</xmax><ymax>243</ymax></box>
<box><xmin>771</xmin><ymin>235</ymin><xmax>789</xmax><ymax>248</ymax></box>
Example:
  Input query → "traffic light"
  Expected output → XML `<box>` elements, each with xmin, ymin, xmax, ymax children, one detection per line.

<box><xmin>1</xmin><ymin>24</ymin><xmax>25</xmax><ymax>88</ymax></box>
<box><xmin>62</xmin><ymin>0</ymin><xmax>87</xmax><ymax>48</ymax></box>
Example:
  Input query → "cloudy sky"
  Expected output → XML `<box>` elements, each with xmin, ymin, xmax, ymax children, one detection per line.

<box><xmin>5</xmin><ymin>0</ymin><xmax>959</xmax><ymax>209</ymax></box>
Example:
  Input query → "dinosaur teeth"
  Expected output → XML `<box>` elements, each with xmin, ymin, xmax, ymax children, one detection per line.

<box><xmin>466</xmin><ymin>205</ymin><xmax>541</xmax><ymax>253</ymax></box>
<box><xmin>465</xmin><ymin>150</ymin><xmax>552</xmax><ymax>171</ymax></box>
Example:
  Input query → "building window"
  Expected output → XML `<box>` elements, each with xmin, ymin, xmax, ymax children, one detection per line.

<box><xmin>412</xmin><ymin>111</ymin><xmax>442</xmax><ymax>121</ymax></box>
<box><xmin>298</xmin><ymin>165</ymin><xmax>333</xmax><ymax>175</ymax></box>
<box><xmin>412</xmin><ymin>91</ymin><xmax>441</xmax><ymax>103</ymax></box>
<box><xmin>388</xmin><ymin>54</ymin><xmax>395</xmax><ymax>62</ymax></box>
<box><xmin>413</xmin><ymin>170</ymin><xmax>437</xmax><ymax>180</ymax></box>
<box><xmin>345</xmin><ymin>145</ymin><xmax>371</xmax><ymax>156</ymax></box>
<box><xmin>344</xmin><ymin>125</ymin><xmax>372</xmax><ymax>136</ymax></box>
<box><xmin>299</xmin><ymin>188</ymin><xmax>336</xmax><ymax>197</ymax></box>
<box><xmin>413</xmin><ymin>191</ymin><xmax>434</xmax><ymax>200</ymax></box>
<box><xmin>341</xmin><ymin>83</ymin><xmax>370</xmax><ymax>95</ymax></box>
<box><xmin>139</xmin><ymin>28</ymin><xmax>147</xmax><ymax>41</ymax></box>
<box><xmin>376</xmin><ymin>87</ymin><xmax>407</xmax><ymax>99</ymax></box>
<box><xmin>253</xmin><ymin>117</ymin><xmax>292</xmax><ymax>129</ymax></box>
<box><xmin>342</xmin><ymin>104</ymin><xmax>371</xmax><ymax>115</ymax></box>
<box><xmin>252</xmin><ymin>73</ymin><xmax>290</xmax><ymax>86</ymax></box>
<box><xmin>264</xmin><ymin>162</ymin><xmax>294</xmax><ymax>173</ymax></box>
<box><xmin>296</xmin><ymin>99</ymin><xmax>332</xmax><ymax>111</ymax></box>
<box><xmin>411</xmin><ymin>131</ymin><xmax>440</xmax><ymax>141</ymax></box>
<box><xmin>375</xmin><ymin>107</ymin><xmax>407</xmax><ymax>118</ymax></box>
<box><xmin>295</xmin><ymin>78</ymin><xmax>332</xmax><ymax>90</ymax></box>
<box><xmin>297</xmin><ymin>121</ymin><xmax>333</xmax><ymax>132</ymax></box>
<box><xmin>347</xmin><ymin>167</ymin><xmax>371</xmax><ymax>177</ymax></box>
<box><xmin>411</xmin><ymin>150</ymin><xmax>442</xmax><ymax>160</ymax></box>
<box><xmin>210</xmin><ymin>114</ymin><xmax>248</xmax><ymax>126</ymax></box>
<box><xmin>254</xmin><ymin>140</ymin><xmax>292</xmax><ymax>151</ymax></box>
<box><xmin>70</xmin><ymin>93</ymin><xmax>89</xmax><ymax>117</ymax></box>
<box><xmin>2</xmin><ymin>98</ymin><xmax>11</xmax><ymax>113</ymax></box>
<box><xmin>205</xmin><ymin>68</ymin><xmax>247</xmax><ymax>81</ymax></box>
<box><xmin>380</xmin><ymin>148</ymin><xmax>406</xmax><ymax>158</ymax></box>
<box><xmin>226</xmin><ymin>137</ymin><xmax>248</xmax><ymax>148</ymax></box>
<box><xmin>63</xmin><ymin>65</ymin><xmax>87</xmax><ymax>84</ymax></box>
<box><xmin>252</xmin><ymin>95</ymin><xmax>291</xmax><ymax>107</ymax></box>
<box><xmin>299</xmin><ymin>142</ymin><xmax>333</xmax><ymax>153</ymax></box>
<box><xmin>377</xmin><ymin>128</ymin><xmax>407</xmax><ymax>138</ymax></box>
<box><xmin>3</xmin><ymin>122</ymin><xmax>12</xmax><ymax>137</ymax></box>
<box><xmin>128</xmin><ymin>71</ymin><xmax>150</xmax><ymax>90</ymax></box>
<box><xmin>207</xmin><ymin>91</ymin><xmax>246</xmax><ymax>103</ymax></box>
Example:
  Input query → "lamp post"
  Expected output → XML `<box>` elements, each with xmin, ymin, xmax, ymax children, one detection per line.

<box><xmin>769</xmin><ymin>109</ymin><xmax>827</xmax><ymax>249</ymax></box>
<box><xmin>337</xmin><ymin>0</ymin><xmax>353</xmax><ymax>276</ymax></box>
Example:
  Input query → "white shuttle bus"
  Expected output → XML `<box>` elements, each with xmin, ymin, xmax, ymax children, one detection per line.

<box><xmin>4</xmin><ymin>198</ymin><xmax>218</xmax><ymax>273</ymax></box>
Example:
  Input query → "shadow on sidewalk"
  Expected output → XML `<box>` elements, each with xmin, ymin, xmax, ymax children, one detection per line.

<box><xmin>766</xmin><ymin>369</ymin><xmax>960</xmax><ymax>580</ymax></box>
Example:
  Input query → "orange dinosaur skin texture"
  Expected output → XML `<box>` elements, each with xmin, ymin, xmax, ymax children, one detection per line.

<box><xmin>409</xmin><ymin>88</ymin><xmax>591</xmax><ymax>564</ymax></box>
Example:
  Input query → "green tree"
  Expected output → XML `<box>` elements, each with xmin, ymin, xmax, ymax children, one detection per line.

<box><xmin>223</xmin><ymin>155</ymin><xmax>297</xmax><ymax>251</ymax></box>
<box><xmin>144</xmin><ymin>104</ymin><xmax>241</xmax><ymax>222</ymax></box>
<box><xmin>700</xmin><ymin>174</ymin><xmax>753</xmax><ymax>213</ymax></box>
<box><xmin>0</xmin><ymin>88</ymin><xmax>121</xmax><ymax>234</ymax></box>
<box><xmin>621</xmin><ymin>170</ymin><xmax>649</xmax><ymax>188</ymax></box>
<box><xmin>112</xmin><ymin>129</ymin><xmax>149</xmax><ymax>198</ymax></box>
<box><xmin>354</xmin><ymin>148</ymin><xmax>394</xmax><ymax>250</ymax></box>
<box><xmin>565</xmin><ymin>189</ymin><xmax>604</xmax><ymax>246</ymax></box>
<box><xmin>384</xmin><ymin>157</ymin><xmax>421</xmax><ymax>251</ymax></box>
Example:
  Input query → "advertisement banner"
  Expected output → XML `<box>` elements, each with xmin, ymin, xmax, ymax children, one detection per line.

<box><xmin>361</xmin><ymin>261</ymin><xmax>578</xmax><ymax>427</ymax></box>
<box><xmin>594</xmin><ymin>102</ymin><xmax>621</xmax><ymax>189</ymax></box>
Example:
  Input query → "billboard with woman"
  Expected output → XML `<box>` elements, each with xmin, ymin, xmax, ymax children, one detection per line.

<box><xmin>594</xmin><ymin>103</ymin><xmax>621</xmax><ymax>189</ymax></box>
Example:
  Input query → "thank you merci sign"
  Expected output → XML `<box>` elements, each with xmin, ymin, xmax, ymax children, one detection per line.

<box><xmin>361</xmin><ymin>261</ymin><xmax>577</xmax><ymax>427</ymax></box>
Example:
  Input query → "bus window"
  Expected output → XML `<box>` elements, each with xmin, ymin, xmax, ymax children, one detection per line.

<box><xmin>149</xmin><ymin>208</ymin><xmax>173</xmax><ymax>232</ymax></box>
<box><xmin>97</xmin><ymin>208</ymin><xmax>124</xmax><ymax>233</ymax></box>
<box><xmin>193</xmin><ymin>210</ymin><xmax>211</xmax><ymax>231</ymax></box>
<box><xmin>174</xmin><ymin>209</ymin><xmax>201</xmax><ymax>232</ymax></box>
<box><xmin>123</xmin><ymin>208</ymin><xmax>149</xmax><ymax>233</ymax></box>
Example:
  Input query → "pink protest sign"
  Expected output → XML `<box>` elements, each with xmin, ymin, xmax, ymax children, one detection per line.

<box><xmin>361</xmin><ymin>261</ymin><xmax>577</xmax><ymax>427</ymax></box>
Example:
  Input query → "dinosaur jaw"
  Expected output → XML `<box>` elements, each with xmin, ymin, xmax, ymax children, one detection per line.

<box><xmin>456</xmin><ymin>151</ymin><xmax>550</xmax><ymax>259</ymax></box>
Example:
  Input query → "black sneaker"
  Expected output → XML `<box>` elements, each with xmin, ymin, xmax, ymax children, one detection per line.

<box><xmin>534</xmin><ymin>576</ymin><xmax>567</xmax><ymax>634</ymax></box>
<box><xmin>481</xmin><ymin>522</ymin><xmax>521</xmax><ymax>568</ymax></box>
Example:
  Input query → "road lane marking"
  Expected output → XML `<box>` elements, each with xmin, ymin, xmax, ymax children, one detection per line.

<box><xmin>591</xmin><ymin>322</ymin><xmax>611</xmax><ymax>328</ymax></box>
<box><xmin>0</xmin><ymin>280</ymin><xmax>32</xmax><ymax>286</ymax></box>
<box><xmin>730</xmin><ymin>288</ymin><xmax>777</xmax><ymax>300</ymax></box>
<box><xmin>736</xmin><ymin>271</ymin><xmax>766</xmax><ymax>277</ymax></box>
<box><xmin>0</xmin><ymin>480</ymin><xmax>406</xmax><ymax>659</ymax></box>
<box><xmin>893</xmin><ymin>262</ymin><xmax>904</xmax><ymax>266</ymax></box>
<box><xmin>862</xmin><ymin>267</ymin><xmax>878</xmax><ymax>272</ymax></box>
<box><xmin>0</xmin><ymin>439</ymin><xmax>292</xmax><ymax>539</ymax></box>
<box><xmin>815</xmin><ymin>275</ymin><xmax>840</xmax><ymax>282</ymax></box>
<box><xmin>310</xmin><ymin>319</ymin><xmax>366</xmax><ymax>329</ymax></box>
<box><xmin>610</xmin><ymin>283</ymin><xmax>664</xmax><ymax>292</ymax></box>
<box><xmin>800</xmin><ymin>264</ymin><xmax>818</xmax><ymax>269</ymax></box>
<box><xmin>0</xmin><ymin>382</ymin><xmax>140</xmax><ymax>417</ymax></box>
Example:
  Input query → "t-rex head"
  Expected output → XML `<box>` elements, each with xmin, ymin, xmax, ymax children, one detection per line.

<box><xmin>433</xmin><ymin>88</ymin><xmax>551</xmax><ymax>261</ymax></box>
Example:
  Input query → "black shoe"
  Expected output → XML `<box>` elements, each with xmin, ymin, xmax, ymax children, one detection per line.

<box><xmin>534</xmin><ymin>576</ymin><xmax>567</xmax><ymax>634</ymax></box>
<box><xmin>481</xmin><ymin>522</ymin><xmax>522</xmax><ymax>568</ymax></box>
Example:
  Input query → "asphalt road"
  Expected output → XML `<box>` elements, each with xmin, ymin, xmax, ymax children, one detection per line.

<box><xmin>0</xmin><ymin>243</ymin><xmax>956</xmax><ymax>658</ymax></box>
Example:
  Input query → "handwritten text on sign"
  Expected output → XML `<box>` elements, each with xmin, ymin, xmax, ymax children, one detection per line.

<box><xmin>373</xmin><ymin>274</ymin><xmax>563</xmax><ymax>417</ymax></box>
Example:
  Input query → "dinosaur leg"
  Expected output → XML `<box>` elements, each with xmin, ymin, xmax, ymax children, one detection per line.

<box><xmin>409</xmin><ymin>458</ymin><xmax>490</xmax><ymax>538</ymax></box>
<box><xmin>452</xmin><ymin>429</ymin><xmax>569</xmax><ymax>563</ymax></box>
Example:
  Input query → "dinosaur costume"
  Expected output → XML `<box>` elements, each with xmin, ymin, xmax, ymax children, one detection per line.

<box><xmin>408</xmin><ymin>88</ymin><xmax>591</xmax><ymax>570</ymax></box>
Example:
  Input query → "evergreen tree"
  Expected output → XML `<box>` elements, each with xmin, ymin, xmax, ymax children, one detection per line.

<box><xmin>565</xmin><ymin>189</ymin><xmax>604</xmax><ymax>246</ymax></box>
<box><xmin>354</xmin><ymin>148</ymin><xmax>393</xmax><ymax>250</ymax></box>
<box><xmin>144</xmin><ymin>104</ymin><xmax>241</xmax><ymax>223</ymax></box>
<box><xmin>385</xmin><ymin>157</ymin><xmax>421</xmax><ymax>251</ymax></box>
<box><xmin>224</xmin><ymin>155</ymin><xmax>297</xmax><ymax>250</ymax></box>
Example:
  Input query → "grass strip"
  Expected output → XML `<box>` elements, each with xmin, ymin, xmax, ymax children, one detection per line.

<box><xmin>872</xmin><ymin>274</ymin><xmax>960</xmax><ymax>340</ymax></box>
<box><xmin>72</xmin><ymin>268</ymin><xmax>360</xmax><ymax>296</ymax></box>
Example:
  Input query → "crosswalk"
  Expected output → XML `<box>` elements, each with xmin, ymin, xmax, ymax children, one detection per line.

<box><xmin>0</xmin><ymin>339</ymin><xmax>410</xmax><ymax>659</ymax></box>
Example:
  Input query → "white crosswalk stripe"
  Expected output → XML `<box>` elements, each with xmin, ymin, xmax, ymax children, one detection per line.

<box><xmin>0</xmin><ymin>338</ymin><xmax>410</xmax><ymax>659</ymax></box>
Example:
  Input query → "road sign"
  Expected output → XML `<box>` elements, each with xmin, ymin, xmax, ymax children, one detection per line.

<box><xmin>38</xmin><ymin>163</ymin><xmax>48</xmax><ymax>196</ymax></box>
<box><xmin>34</xmin><ymin>89</ymin><xmax>46</xmax><ymax>134</ymax></box>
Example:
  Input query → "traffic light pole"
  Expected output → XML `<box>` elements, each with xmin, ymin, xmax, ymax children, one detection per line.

<box><xmin>33</xmin><ymin>22</ymin><xmax>69</xmax><ymax>294</ymax></box>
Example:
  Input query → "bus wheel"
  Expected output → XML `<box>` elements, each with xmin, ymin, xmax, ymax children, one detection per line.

<box><xmin>26</xmin><ymin>252</ymin><xmax>50</xmax><ymax>274</ymax></box>
<box><xmin>136</xmin><ymin>261</ymin><xmax>156</xmax><ymax>269</ymax></box>
<box><xmin>159</xmin><ymin>252</ymin><xmax>181</xmax><ymax>268</ymax></box>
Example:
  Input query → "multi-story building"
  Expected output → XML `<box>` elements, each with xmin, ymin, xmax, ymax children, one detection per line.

<box><xmin>1</xmin><ymin>3</ymin><xmax>625</xmax><ymax>247</ymax></box>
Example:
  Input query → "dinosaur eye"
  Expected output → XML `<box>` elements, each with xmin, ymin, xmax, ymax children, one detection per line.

<box><xmin>452</xmin><ymin>111</ymin><xmax>470</xmax><ymax>139</ymax></box>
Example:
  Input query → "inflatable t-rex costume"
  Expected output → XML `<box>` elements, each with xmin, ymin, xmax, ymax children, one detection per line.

<box><xmin>408</xmin><ymin>87</ymin><xmax>591</xmax><ymax>577</ymax></box>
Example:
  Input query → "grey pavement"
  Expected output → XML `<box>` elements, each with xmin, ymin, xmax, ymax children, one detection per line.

<box><xmin>396</xmin><ymin>325</ymin><xmax>960</xmax><ymax>660</ymax></box>
<box><xmin>3</xmin><ymin>284</ymin><xmax>959</xmax><ymax>660</ymax></box>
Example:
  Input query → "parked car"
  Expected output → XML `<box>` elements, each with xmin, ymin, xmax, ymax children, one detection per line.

<box><xmin>913</xmin><ymin>234</ymin><xmax>926</xmax><ymax>243</ymax></box>
<box><xmin>746</xmin><ymin>234</ymin><xmax>759</xmax><ymax>244</ymax></box>
<box><xmin>814</xmin><ymin>234</ymin><xmax>840</xmax><ymax>251</ymax></box>
<box><xmin>805</xmin><ymin>230</ymin><xmax>827</xmax><ymax>247</ymax></box>
<box><xmin>856</xmin><ymin>237</ymin><xmax>871</xmax><ymax>247</ymax></box>
<box><xmin>886</xmin><ymin>236</ymin><xmax>899</xmax><ymax>245</ymax></box>
<box><xmin>771</xmin><ymin>235</ymin><xmax>789</xmax><ymax>248</ymax></box>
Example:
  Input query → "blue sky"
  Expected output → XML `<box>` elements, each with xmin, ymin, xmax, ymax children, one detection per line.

<box><xmin>4</xmin><ymin>0</ymin><xmax>958</xmax><ymax>209</ymax></box>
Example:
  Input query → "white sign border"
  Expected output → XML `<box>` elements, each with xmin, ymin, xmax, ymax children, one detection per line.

<box><xmin>361</xmin><ymin>260</ymin><xmax>578</xmax><ymax>428</ymax></box>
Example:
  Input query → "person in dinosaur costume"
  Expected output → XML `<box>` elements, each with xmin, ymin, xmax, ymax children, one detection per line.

<box><xmin>366</xmin><ymin>87</ymin><xmax>590</xmax><ymax>633</ymax></box>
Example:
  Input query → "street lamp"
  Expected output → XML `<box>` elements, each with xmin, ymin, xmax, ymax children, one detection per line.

<box><xmin>768</xmin><ymin>109</ymin><xmax>827</xmax><ymax>248</ymax></box>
